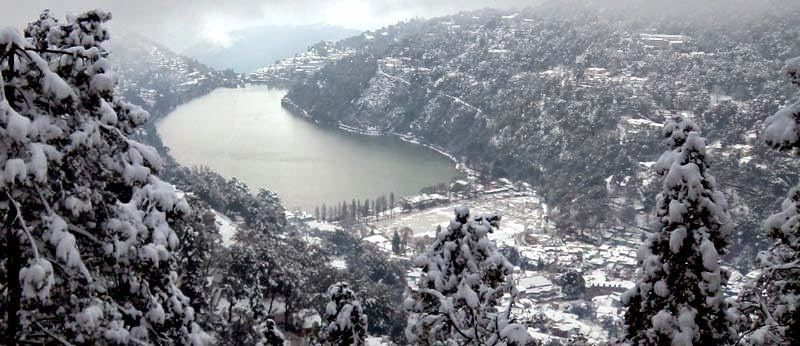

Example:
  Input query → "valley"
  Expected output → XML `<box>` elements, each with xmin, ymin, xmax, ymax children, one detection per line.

<box><xmin>3</xmin><ymin>1</ymin><xmax>799</xmax><ymax>345</ymax></box>
<box><xmin>137</xmin><ymin>4</ymin><xmax>799</xmax><ymax>342</ymax></box>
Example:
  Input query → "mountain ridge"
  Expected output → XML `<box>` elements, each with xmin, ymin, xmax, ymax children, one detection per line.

<box><xmin>183</xmin><ymin>24</ymin><xmax>361</xmax><ymax>73</ymax></box>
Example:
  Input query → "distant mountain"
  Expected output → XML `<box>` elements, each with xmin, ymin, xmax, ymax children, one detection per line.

<box><xmin>183</xmin><ymin>24</ymin><xmax>361</xmax><ymax>73</ymax></box>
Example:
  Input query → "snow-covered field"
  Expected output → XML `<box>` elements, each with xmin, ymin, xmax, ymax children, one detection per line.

<box><xmin>373</xmin><ymin>194</ymin><xmax>552</xmax><ymax>247</ymax></box>
<box><xmin>212</xmin><ymin>210</ymin><xmax>237</xmax><ymax>246</ymax></box>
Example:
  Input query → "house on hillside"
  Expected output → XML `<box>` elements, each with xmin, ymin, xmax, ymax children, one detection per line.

<box><xmin>638</xmin><ymin>33</ymin><xmax>690</xmax><ymax>50</ymax></box>
<box><xmin>363</xmin><ymin>234</ymin><xmax>392</xmax><ymax>253</ymax></box>
<box><xmin>518</xmin><ymin>275</ymin><xmax>557</xmax><ymax>299</ymax></box>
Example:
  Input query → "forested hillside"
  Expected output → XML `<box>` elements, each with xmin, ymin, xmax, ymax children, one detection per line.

<box><xmin>284</xmin><ymin>0</ymin><xmax>800</xmax><ymax>268</ymax></box>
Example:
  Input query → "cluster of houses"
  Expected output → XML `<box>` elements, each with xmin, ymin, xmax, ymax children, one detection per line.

<box><xmin>396</xmin><ymin>176</ymin><xmax>531</xmax><ymax>211</ymax></box>
<box><xmin>248</xmin><ymin>44</ymin><xmax>354</xmax><ymax>85</ymax></box>
<box><xmin>490</xmin><ymin>221</ymin><xmax>640</xmax><ymax>342</ymax></box>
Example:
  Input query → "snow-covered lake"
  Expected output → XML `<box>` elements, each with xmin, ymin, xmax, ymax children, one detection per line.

<box><xmin>157</xmin><ymin>86</ymin><xmax>458</xmax><ymax>210</ymax></box>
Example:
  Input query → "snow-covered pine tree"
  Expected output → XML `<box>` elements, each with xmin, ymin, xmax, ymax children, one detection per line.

<box><xmin>255</xmin><ymin>319</ymin><xmax>286</xmax><ymax>346</ymax></box>
<box><xmin>171</xmin><ymin>194</ymin><xmax>223</xmax><ymax>325</ymax></box>
<box><xmin>558</xmin><ymin>270</ymin><xmax>586</xmax><ymax>299</ymax></box>
<box><xmin>622</xmin><ymin>116</ymin><xmax>734</xmax><ymax>345</ymax></box>
<box><xmin>220</xmin><ymin>234</ymin><xmax>287</xmax><ymax>344</ymax></box>
<box><xmin>0</xmin><ymin>11</ymin><xmax>208</xmax><ymax>344</ymax></box>
<box><xmin>318</xmin><ymin>282</ymin><xmax>367</xmax><ymax>346</ymax></box>
<box><xmin>764</xmin><ymin>57</ymin><xmax>800</xmax><ymax>152</ymax></box>
<box><xmin>218</xmin><ymin>225</ymin><xmax>324</xmax><ymax>343</ymax></box>
<box><xmin>392</xmin><ymin>229</ymin><xmax>402</xmax><ymax>255</ymax></box>
<box><xmin>735</xmin><ymin>57</ymin><xmax>800</xmax><ymax>344</ymax></box>
<box><xmin>404</xmin><ymin>207</ymin><xmax>533</xmax><ymax>346</ymax></box>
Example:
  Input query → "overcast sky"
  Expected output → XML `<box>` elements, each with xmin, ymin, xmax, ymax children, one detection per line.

<box><xmin>0</xmin><ymin>0</ymin><xmax>535</xmax><ymax>51</ymax></box>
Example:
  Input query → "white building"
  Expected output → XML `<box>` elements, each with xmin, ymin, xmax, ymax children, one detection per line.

<box><xmin>518</xmin><ymin>275</ymin><xmax>556</xmax><ymax>299</ymax></box>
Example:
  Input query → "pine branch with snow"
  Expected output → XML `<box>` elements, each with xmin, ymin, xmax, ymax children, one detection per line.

<box><xmin>622</xmin><ymin>116</ymin><xmax>734</xmax><ymax>345</ymax></box>
<box><xmin>734</xmin><ymin>56</ymin><xmax>800</xmax><ymax>345</ymax></box>
<box><xmin>404</xmin><ymin>207</ymin><xmax>533</xmax><ymax>346</ymax></box>
<box><xmin>734</xmin><ymin>185</ymin><xmax>800</xmax><ymax>345</ymax></box>
<box><xmin>764</xmin><ymin>57</ymin><xmax>800</xmax><ymax>152</ymax></box>
<box><xmin>1</xmin><ymin>10</ymin><xmax>208</xmax><ymax>345</ymax></box>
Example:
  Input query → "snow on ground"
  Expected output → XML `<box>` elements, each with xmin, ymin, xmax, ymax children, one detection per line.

<box><xmin>624</xmin><ymin>117</ymin><xmax>662</xmax><ymax>128</ymax></box>
<box><xmin>329</xmin><ymin>258</ymin><xmax>347</xmax><ymax>270</ymax></box>
<box><xmin>306</xmin><ymin>220</ymin><xmax>343</xmax><ymax>232</ymax></box>
<box><xmin>375</xmin><ymin>191</ymin><xmax>645</xmax><ymax>343</ymax></box>
<box><xmin>374</xmin><ymin>194</ymin><xmax>551</xmax><ymax>247</ymax></box>
<box><xmin>213</xmin><ymin>210</ymin><xmax>237</xmax><ymax>246</ymax></box>
<box><xmin>365</xmin><ymin>336</ymin><xmax>392</xmax><ymax>345</ymax></box>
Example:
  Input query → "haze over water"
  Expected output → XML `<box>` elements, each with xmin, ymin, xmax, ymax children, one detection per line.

<box><xmin>157</xmin><ymin>86</ymin><xmax>459</xmax><ymax>211</ymax></box>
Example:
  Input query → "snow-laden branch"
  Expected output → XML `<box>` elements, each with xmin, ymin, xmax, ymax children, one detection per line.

<box><xmin>6</xmin><ymin>191</ymin><xmax>41</xmax><ymax>259</ymax></box>
<box><xmin>34</xmin><ymin>321</ymin><xmax>74</xmax><ymax>346</ymax></box>
<box><xmin>763</xmin><ymin>259</ymin><xmax>800</xmax><ymax>273</ymax></box>
<box><xmin>418</xmin><ymin>288</ymin><xmax>476</xmax><ymax>341</ymax></box>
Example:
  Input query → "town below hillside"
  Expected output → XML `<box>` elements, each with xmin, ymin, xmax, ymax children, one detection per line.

<box><xmin>275</xmin><ymin>172</ymin><xmax>753</xmax><ymax>344</ymax></box>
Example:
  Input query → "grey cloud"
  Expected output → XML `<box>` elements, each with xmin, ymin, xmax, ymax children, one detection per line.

<box><xmin>0</xmin><ymin>0</ymin><xmax>540</xmax><ymax>50</ymax></box>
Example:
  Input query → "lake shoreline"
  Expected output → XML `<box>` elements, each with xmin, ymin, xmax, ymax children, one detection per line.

<box><xmin>281</xmin><ymin>95</ymin><xmax>477</xmax><ymax>179</ymax></box>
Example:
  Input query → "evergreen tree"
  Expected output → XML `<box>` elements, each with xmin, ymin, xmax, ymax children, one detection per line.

<box><xmin>622</xmin><ymin>116</ymin><xmax>733</xmax><ymax>345</ymax></box>
<box><xmin>172</xmin><ymin>195</ymin><xmax>223</xmax><ymax>325</ymax></box>
<box><xmin>361</xmin><ymin>200</ymin><xmax>370</xmax><ymax>221</ymax></box>
<box><xmin>220</xmin><ymin>228</ymin><xmax>323</xmax><ymax>343</ymax></box>
<box><xmin>764</xmin><ymin>57</ymin><xmax>800</xmax><ymax>152</ymax></box>
<box><xmin>0</xmin><ymin>11</ymin><xmax>209</xmax><ymax>345</ymax></box>
<box><xmin>318</xmin><ymin>282</ymin><xmax>367</xmax><ymax>346</ymax></box>
<box><xmin>400</xmin><ymin>226</ymin><xmax>412</xmax><ymax>254</ymax></box>
<box><xmin>255</xmin><ymin>319</ymin><xmax>285</xmax><ymax>346</ymax></box>
<box><xmin>391</xmin><ymin>230</ymin><xmax>402</xmax><ymax>255</ymax></box>
<box><xmin>389</xmin><ymin>192</ymin><xmax>395</xmax><ymax>218</ymax></box>
<box><xmin>404</xmin><ymin>207</ymin><xmax>532</xmax><ymax>345</ymax></box>
<box><xmin>558</xmin><ymin>270</ymin><xmax>586</xmax><ymax>300</ymax></box>
<box><xmin>736</xmin><ymin>57</ymin><xmax>800</xmax><ymax>344</ymax></box>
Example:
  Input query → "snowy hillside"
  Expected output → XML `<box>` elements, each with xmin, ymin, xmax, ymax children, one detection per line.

<box><xmin>283</xmin><ymin>4</ymin><xmax>800</xmax><ymax>269</ymax></box>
